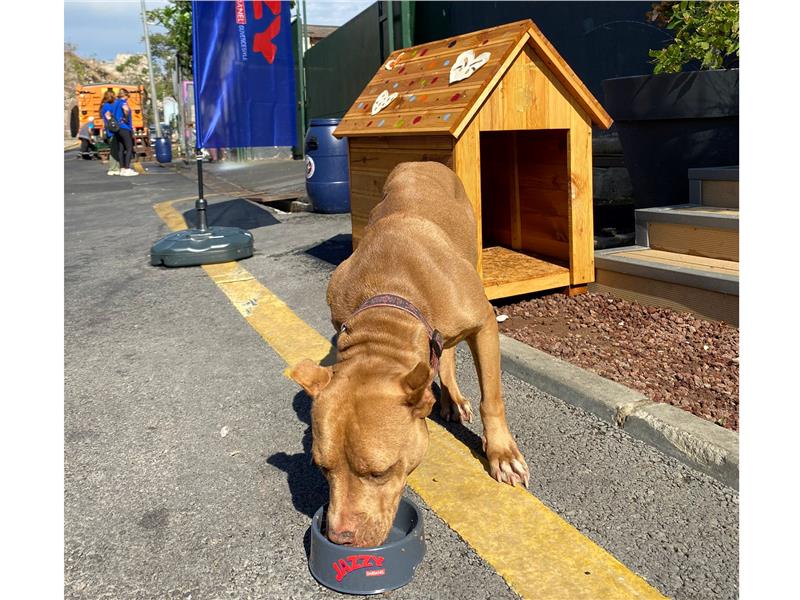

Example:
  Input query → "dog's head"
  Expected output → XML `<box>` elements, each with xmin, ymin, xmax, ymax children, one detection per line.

<box><xmin>290</xmin><ymin>358</ymin><xmax>434</xmax><ymax>547</ymax></box>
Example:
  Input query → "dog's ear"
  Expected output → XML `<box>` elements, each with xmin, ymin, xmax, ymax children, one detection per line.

<box><xmin>289</xmin><ymin>359</ymin><xmax>333</xmax><ymax>398</ymax></box>
<box><xmin>403</xmin><ymin>361</ymin><xmax>435</xmax><ymax>419</ymax></box>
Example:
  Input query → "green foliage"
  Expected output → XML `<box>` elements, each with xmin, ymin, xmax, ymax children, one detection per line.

<box><xmin>647</xmin><ymin>1</ymin><xmax>739</xmax><ymax>74</ymax></box>
<box><xmin>147</xmin><ymin>0</ymin><xmax>193</xmax><ymax>75</ymax></box>
<box><xmin>115</xmin><ymin>54</ymin><xmax>144</xmax><ymax>74</ymax></box>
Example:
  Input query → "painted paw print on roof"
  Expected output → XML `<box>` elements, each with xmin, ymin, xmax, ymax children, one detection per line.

<box><xmin>371</xmin><ymin>90</ymin><xmax>398</xmax><ymax>116</ymax></box>
<box><xmin>449</xmin><ymin>49</ymin><xmax>491</xmax><ymax>84</ymax></box>
<box><xmin>384</xmin><ymin>52</ymin><xmax>405</xmax><ymax>70</ymax></box>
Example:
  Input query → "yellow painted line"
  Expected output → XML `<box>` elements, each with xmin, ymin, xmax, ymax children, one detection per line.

<box><xmin>154</xmin><ymin>198</ymin><xmax>668</xmax><ymax>600</ymax></box>
<box><xmin>153</xmin><ymin>199</ymin><xmax>333</xmax><ymax>368</ymax></box>
<box><xmin>409</xmin><ymin>428</ymin><xmax>666</xmax><ymax>599</ymax></box>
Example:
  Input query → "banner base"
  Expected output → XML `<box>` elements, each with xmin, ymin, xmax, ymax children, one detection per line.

<box><xmin>150</xmin><ymin>226</ymin><xmax>254</xmax><ymax>267</ymax></box>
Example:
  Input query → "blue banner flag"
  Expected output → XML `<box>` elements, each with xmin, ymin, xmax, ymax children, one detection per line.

<box><xmin>191</xmin><ymin>0</ymin><xmax>297</xmax><ymax>149</ymax></box>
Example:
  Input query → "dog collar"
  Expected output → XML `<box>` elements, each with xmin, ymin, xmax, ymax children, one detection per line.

<box><xmin>343</xmin><ymin>294</ymin><xmax>444</xmax><ymax>373</ymax></box>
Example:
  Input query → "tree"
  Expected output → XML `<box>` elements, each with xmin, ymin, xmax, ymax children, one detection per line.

<box><xmin>147</xmin><ymin>0</ymin><xmax>193</xmax><ymax>76</ymax></box>
<box><xmin>647</xmin><ymin>1</ymin><xmax>740</xmax><ymax>74</ymax></box>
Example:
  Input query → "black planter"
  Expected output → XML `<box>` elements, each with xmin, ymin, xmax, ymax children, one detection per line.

<box><xmin>602</xmin><ymin>69</ymin><xmax>738</xmax><ymax>208</ymax></box>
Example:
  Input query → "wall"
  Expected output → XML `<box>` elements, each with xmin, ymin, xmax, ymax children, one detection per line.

<box><xmin>303</xmin><ymin>3</ymin><xmax>383</xmax><ymax>120</ymax></box>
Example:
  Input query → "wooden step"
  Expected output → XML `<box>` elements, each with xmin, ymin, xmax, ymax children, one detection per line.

<box><xmin>688</xmin><ymin>166</ymin><xmax>739</xmax><ymax>208</ymax></box>
<box><xmin>635</xmin><ymin>204</ymin><xmax>739</xmax><ymax>262</ymax></box>
<box><xmin>591</xmin><ymin>246</ymin><xmax>738</xmax><ymax>325</ymax></box>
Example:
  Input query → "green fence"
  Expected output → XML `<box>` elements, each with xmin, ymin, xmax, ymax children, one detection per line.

<box><xmin>303</xmin><ymin>3</ymin><xmax>383</xmax><ymax>121</ymax></box>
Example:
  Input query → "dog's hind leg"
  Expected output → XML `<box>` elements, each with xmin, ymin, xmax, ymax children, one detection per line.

<box><xmin>438</xmin><ymin>347</ymin><xmax>474</xmax><ymax>423</ymax></box>
<box><xmin>466</xmin><ymin>303</ymin><xmax>530</xmax><ymax>488</ymax></box>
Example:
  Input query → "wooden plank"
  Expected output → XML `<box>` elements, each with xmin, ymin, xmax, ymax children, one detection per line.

<box><xmin>562</xmin><ymin>285</ymin><xmax>588</xmax><ymax>297</ymax></box>
<box><xmin>336</xmin><ymin>21</ymin><xmax>532</xmax><ymax>138</ymax></box>
<box><xmin>357</xmin><ymin>51</ymin><xmax>504</xmax><ymax>97</ymax></box>
<box><xmin>369</xmin><ymin>21</ymin><xmax>531</xmax><ymax>74</ymax></box>
<box><xmin>591</xmin><ymin>270</ymin><xmax>738</xmax><ymax>326</ymax></box>
<box><xmin>340</xmin><ymin>108</ymin><xmax>469</xmax><ymax>137</ymax></box>
<box><xmin>479</xmin><ymin>131</ymin><xmax>513</xmax><ymax>248</ymax></box>
<box><xmin>481</xmin><ymin>246</ymin><xmax>571</xmax><ymax>299</ymax></box>
<box><xmin>350</xmin><ymin>150</ymin><xmax>453</xmax><ymax>171</ymax></box>
<box><xmin>451</xmin><ymin>32</ymin><xmax>531</xmax><ymax>138</ymax></box>
<box><xmin>613</xmin><ymin>248</ymin><xmax>740</xmax><ymax>275</ymax></box>
<box><xmin>511</xmin><ymin>132</ymin><xmax>522</xmax><ymax>249</ymax></box>
<box><xmin>567</xmin><ymin>118</ymin><xmax>594</xmax><ymax>285</ymax></box>
<box><xmin>337</xmin><ymin>18</ymin><xmax>612</xmax><ymax>139</ymax></box>
<box><xmin>349</xmin><ymin>135</ymin><xmax>454</xmax><ymax>150</ymax></box>
<box><xmin>361</xmin><ymin>20</ymin><xmax>531</xmax><ymax>87</ymax></box>
<box><xmin>519</xmin><ymin>232</ymin><xmax>570</xmax><ymax>261</ymax></box>
<box><xmin>525</xmin><ymin>22</ymin><xmax>613</xmax><ymax>129</ymax></box>
<box><xmin>350</xmin><ymin>171</ymin><xmax>389</xmax><ymax>198</ymax></box>
<box><xmin>453</xmin><ymin>119</ymin><xmax>483</xmax><ymax>274</ymax></box>
<box><xmin>484</xmin><ymin>273</ymin><xmax>572</xmax><ymax>300</ymax></box>
<box><xmin>677</xmin><ymin>206</ymin><xmax>739</xmax><ymax>216</ymax></box>
<box><xmin>701</xmin><ymin>180</ymin><xmax>739</xmax><ymax>209</ymax></box>
<box><xmin>348</xmin><ymin>141</ymin><xmax>454</xmax><ymax>247</ymax></box>
<box><xmin>477</xmin><ymin>47</ymin><xmax>578</xmax><ymax>132</ymax></box>
<box><xmin>519</xmin><ymin>212</ymin><xmax>570</xmax><ymax>243</ymax></box>
<box><xmin>516</xmin><ymin>127</ymin><xmax>570</xmax><ymax>165</ymax></box>
<box><xmin>517</xmin><ymin>129</ymin><xmax>571</xmax><ymax>258</ymax></box>
<box><xmin>481</xmin><ymin>246</ymin><xmax>569</xmax><ymax>285</ymax></box>
<box><xmin>516</xmin><ymin>189</ymin><xmax>570</xmax><ymax>218</ymax></box>
<box><xmin>647</xmin><ymin>222</ymin><xmax>739</xmax><ymax>262</ymax></box>
<box><xmin>343</xmin><ymin>88</ymin><xmax>478</xmax><ymax>117</ymax></box>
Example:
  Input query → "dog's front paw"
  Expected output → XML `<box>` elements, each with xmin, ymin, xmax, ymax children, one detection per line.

<box><xmin>482</xmin><ymin>433</ymin><xmax>530</xmax><ymax>488</ymax></box>
<box><xmin>439</xmin><ymin>393</ymin><xmax>474</xmax><ymax>423</ymax></box>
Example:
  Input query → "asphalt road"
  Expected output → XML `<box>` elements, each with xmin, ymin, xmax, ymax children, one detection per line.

<box><xmin>64</xmin><ymin>152</ymin><xmax>738</xmax><ymax>599</ymax></box>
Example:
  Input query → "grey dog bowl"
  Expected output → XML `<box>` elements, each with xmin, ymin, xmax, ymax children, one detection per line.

<box><xmin>309</xmin><ymin>497</ymin><xmax>426</xmax><ymax>595</ymax></box>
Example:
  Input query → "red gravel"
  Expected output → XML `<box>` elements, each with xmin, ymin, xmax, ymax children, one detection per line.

<box><xmin>496</xmin><ymin>292</ymin><xmax>739</xmax><ymax>431</ymax></box>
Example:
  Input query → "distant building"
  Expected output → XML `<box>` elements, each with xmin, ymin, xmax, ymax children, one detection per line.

<box><xmin>305</xmin><ymin>24</ymin><xmax>337</xmax><ymax>47</ymax></box>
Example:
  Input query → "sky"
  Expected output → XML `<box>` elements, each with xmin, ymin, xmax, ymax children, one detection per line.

<box><xmin>64</xmin><ymin>0</ymin><xmax>375</xmax><ymax>61</ymax></box>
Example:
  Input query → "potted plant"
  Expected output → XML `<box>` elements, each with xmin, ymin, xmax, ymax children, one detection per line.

<box><xmin>602</xmin><ymin>1</ymin><xmax>739</xmax><ymax>208</ymax></box>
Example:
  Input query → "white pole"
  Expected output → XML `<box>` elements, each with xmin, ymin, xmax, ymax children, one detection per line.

<box><xmin>140</xmin><ymin>0</ymin><xmax>163</xmax><ymax>139</ymax></box>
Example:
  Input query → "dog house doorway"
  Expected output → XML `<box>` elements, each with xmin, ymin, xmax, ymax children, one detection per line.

<box><xmin>479</xmin><ymin>129</ymin><xmax>573</xmax><ymax>299</ymax></box>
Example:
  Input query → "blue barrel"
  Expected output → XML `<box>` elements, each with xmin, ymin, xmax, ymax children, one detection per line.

<box><xmin>155</xmin><ymin>138</ymin><xmax>172</xmax><ymax>164</ymax></box>
<box><xmin>305</xmin><ymin>118</ymin><xmax>349</xmax><ymax>213</ymax></box>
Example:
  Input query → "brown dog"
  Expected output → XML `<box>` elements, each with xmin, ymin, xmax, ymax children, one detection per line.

<box><xmin>290</xmin><ymin>162</ymin><xmax>529</xmax><ymax>547</ymax></box>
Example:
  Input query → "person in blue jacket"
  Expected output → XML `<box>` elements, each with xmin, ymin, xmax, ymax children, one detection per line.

<box><xmin>114</xmin><ymin>88</ymin><xmax>138</xmax><ymax>177</ymax></box>
<box><xmin>100</xmin><ymin>89</ymin><xmax>120</xmax><ymax>175</ymax></box>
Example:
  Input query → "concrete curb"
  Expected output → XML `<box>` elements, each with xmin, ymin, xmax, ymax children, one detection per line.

<box><xmin>499</xmin><ymin>334</ymin><xmax>739</xmax><ymax>490</ymax></box>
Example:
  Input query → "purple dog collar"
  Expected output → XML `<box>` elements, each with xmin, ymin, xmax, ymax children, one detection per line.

<box><xmin>344</xmin><ymin>294</ymin><xmax>444</xmax><ymax>373</ymax></box>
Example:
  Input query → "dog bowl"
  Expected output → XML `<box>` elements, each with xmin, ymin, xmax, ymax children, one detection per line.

<box><xmin>309</xmin><ymin>497</ymin><xmax>426</xmax><ymax>595</ymax></box>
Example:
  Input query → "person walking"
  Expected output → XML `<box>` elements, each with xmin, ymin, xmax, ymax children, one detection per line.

<box><xmin>100</xmin><ymin>89</ymin><xmax>120</xmax><ymax>175</ymax></box>
<box><xmin>77</xmin><ymin>116</ymin><xmax>97</xmax><ymax>159</ymax></box>
<box><xmin>114</xmin><ymin>88</ymin><xmax>138</xmax><ymax>177</ymax></box>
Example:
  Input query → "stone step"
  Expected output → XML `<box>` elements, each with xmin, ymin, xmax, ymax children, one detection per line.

<box><xmin>635</xmin><ymin>204</ymin><xmax>739</xmax><ymax>262</ymax></box>
<box><xmin>591</xmin><ymin>246</ymin><xmax>738</xmax><ymax>325</ymax></box>
<box><xmin>688</xmin><ymin>166</ymin><xmax>739</xmax><ymax>208</ymax></box>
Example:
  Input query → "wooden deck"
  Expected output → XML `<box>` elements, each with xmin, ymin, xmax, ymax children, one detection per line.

<box><xmin>481</xmin><ymin>246</ymin><xmax>570</xmax><ymax>299</ymax></box>
<box><xmin>610</xmin><ymin>248</ymin><xmax>739</xmax><ymax>276</ymax></box>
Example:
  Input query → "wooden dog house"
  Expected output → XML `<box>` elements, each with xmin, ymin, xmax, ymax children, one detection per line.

<box><xmin>334</xmin><ymin>20</ymin><xmax>613</xmax><ymax>299</ymax></box>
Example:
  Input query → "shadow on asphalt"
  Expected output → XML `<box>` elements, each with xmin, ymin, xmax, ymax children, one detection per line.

<box><xmin>182</xmin><ymin>198</ymin><xmax>280</xmax><ymax>230</ymax></box>
<box><xmin>428</xmin><ymin>383</ymin><xmax>492</xmax><ymax>476</ymax></box>
<box><xmin>305</xmin><ymin>234</ymin><xmax>353</xmax><ymax>267</ymax></box>
<box><xmin>266</xmin><ymin>335</ymin><xmax>338</xmax><ymax>530</ymax></box>
<box><xmin>266</xmin><ymin>390</ymin><xmax>328</xmax><ymax>521</ymax></box>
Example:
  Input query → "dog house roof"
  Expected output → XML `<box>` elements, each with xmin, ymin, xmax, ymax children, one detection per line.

<box><xmin>333</xmin><ymin>19</ymin><xmax>613</xmax><ymax>139</ymax></box>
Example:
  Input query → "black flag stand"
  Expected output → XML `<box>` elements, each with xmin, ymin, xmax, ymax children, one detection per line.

<box><xmin>150</xmin><ymin>148</ymin><xmax>254</xmax><ymax>267</ymax></box>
